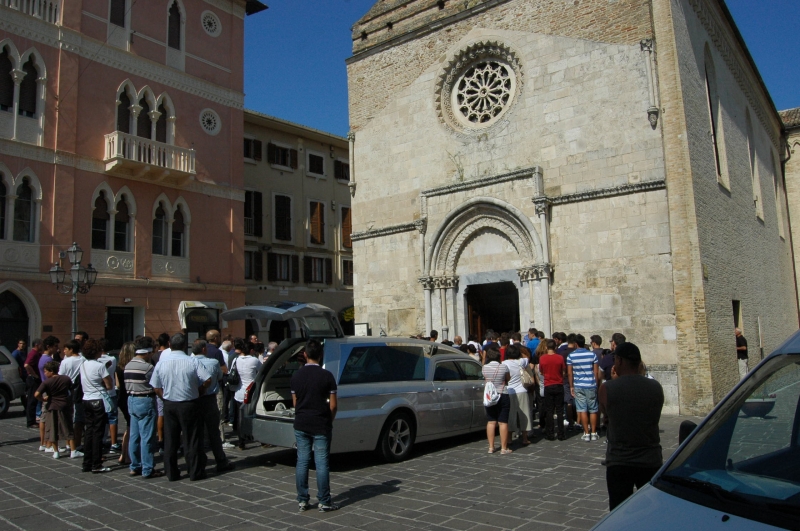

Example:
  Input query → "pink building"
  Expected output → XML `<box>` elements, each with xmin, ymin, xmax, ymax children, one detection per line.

<box><xmin>0</xmin><ymin>0</ymin><xmax>265</xmax><ymax>349</ymax></box>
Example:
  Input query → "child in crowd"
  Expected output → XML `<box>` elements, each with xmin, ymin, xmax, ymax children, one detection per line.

<box><xmin>35</xmin><ymin>361</ymin><xmax>83</xmax><ymax>459</ymax></box>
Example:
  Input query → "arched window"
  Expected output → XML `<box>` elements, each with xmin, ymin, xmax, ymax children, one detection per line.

<box><xmin>152</xmin><ymin>203</ymin><xmax>167</xmax><ymax>255</ymax></box>
<box><xmin>92</xmin><ymin>192</ymin><xmax>110</xmax><ymax>249</ymax></box>
<box><xmin>171</xmin><ymin>207</ymin><xmax>184</xmax><ymax>257</ymax></box>
<box><xmin>114</xmin><ymin>196</ymin><xmax>130</xmax><ymax>252</ymax></box>
<box><xmin>137</xmin><ymin>97</ymin><xmax>151</xmax><ymax>139</ymax></box>
<box><xmin>155</xmin><ymin>103</ymin><xmax>167</xmax><ymax>143</ymax></box>
<box><xmin>745</xmin><ymin>110</ymin><xmax>764</xmax><ymax>218</ymax></box>
<box><xmin>110</xmin><ymin>0</ymin><xmax>126</xmax><ymax>28</ymax></box>
<box><xmin>13</xmin><ymin>178</ymin><xmax>34</xmax><ymax>242</ymax></box>
<box><xmin>0</xmin><ymin>180</ymin><xmax>6</xmax><ymax>239</ymax></box>
<box><xmin>703</xmin><ymin>45</ymin><xmax>728</xmax><ymax>187</ymax></box>
<box><xmin>0</xmin><ymin>47</ymin><xmax>13</xmax><ymax>112</ymax></box>
<box><xmin>117</xmin><ymin>92</ymin><xmax>131</xmax><ymax>133</ymax></box>
<box><xmin>18</xmin><ymin>58</ymin><xmax>37</xmax><ymax>118</ymax></box>
<box><xmin>168</xmin><ymin>1</ymin><xmax>181</xmax><ymax>50</ymax></box>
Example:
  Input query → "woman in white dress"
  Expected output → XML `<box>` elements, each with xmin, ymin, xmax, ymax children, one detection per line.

<box><xmin>502</xmin><ymin>344</ymin><xmax>532</xmax><ymax>445</ymax></box>
<box><xmin>232</xmin><ymin>340</ymin><xmax>262</xmax><ymax>449</ymax></box>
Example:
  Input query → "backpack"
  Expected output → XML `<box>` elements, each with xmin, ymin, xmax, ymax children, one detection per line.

<box><xmin>226</xmin><ymin>359</ymin><xmax>240</xmax><ymax>390</ymax></box>
<box><xmin>71</xmin><ymin>373</ymin><xmax>84</xmax><ymax>402</ymax></box>
<box><xmin>483</xmin><ymin>364</ymin><xmax>502</xmax><ymax>407</ymax></box>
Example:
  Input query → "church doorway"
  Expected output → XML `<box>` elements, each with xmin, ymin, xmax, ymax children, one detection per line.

<box><xmin>0</xmin><ymin>290</ymin><xmax>29</xmax><ymax>349</ymax></box>
<box><xmin>465</xmin><ymin>281</ymin><xmax>520</xmax><ymax>340</ymax></box>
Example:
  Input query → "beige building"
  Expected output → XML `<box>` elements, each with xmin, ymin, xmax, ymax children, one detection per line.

<box><xmin>345</xmin><ymin>0</ymin><xmax>798</xmax><ymax>415</ymax></box>
<box><xmin>242</xmin><ymin>110</ymin><xmax>354</xmax><ymax>339</ymax></box>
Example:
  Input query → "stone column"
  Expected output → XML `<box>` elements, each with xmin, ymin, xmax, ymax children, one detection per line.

<box><xmin>36</xmin><ymin>76</ymin><xmax>46</xmax><ymax>146</ymax></box>
<box><xmin>10</xmin><ymin>69</ymin><xmax>24</xmax><ymax>140</ymax></box>
<box><xmin>347</xmin><ymin>131</ymin><xmax>356</xmax><ymax>197</ymax></box>
<box><xmin>517</xmin><ymin>266</ymin><xmax>536</xmax><ymax>328</ymax></box>
<box><xmin>436</xmin><ymin>275</ymin><xmax>458</xmax><ymax>339</ymax></box>
<box><xmin>418</xmin><ymin>276</ymin><xmax>435</xmax><ymax>335</ymax></box>
<box><xmin>534</xmin><ymin>262</ymin><xmax>553</xmax><ymax>336</ymax></box>
<box><xmin>436</xmin><ymin>276</ymin><xmax>448</xmax><ymax>335</ymax></box>
<box><xmin>641</xmin><ymin>39</ymin><xmax>660</xmax><ymax>129</ymax></box>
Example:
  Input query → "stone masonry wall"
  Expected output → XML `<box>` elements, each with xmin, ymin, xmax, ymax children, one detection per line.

<box><xmin>669</xmin><ymin>0</ymin><xmax>798</xmax><ymax>403</ymax></box>
<box><xmin>784</xmin><ymin>126</ymin><xmax>800</xmax><ymax>306</ymax></box>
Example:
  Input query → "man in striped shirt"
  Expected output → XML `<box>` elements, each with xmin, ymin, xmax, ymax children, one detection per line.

<box><xmin>124</xmin><ymin>336</ymin><xmax>163</xmax><ymax>478</ymax></box>
<box><xmin>567</xmin><ymin>334</ymin><xmax>601</xmax><ymax>442</ymax></box>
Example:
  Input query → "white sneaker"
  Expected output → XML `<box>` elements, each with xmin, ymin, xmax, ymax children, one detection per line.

<box><xmin>222</xmin><ymin>441</ymin><xmax>236</xmax><ymax>449</ymax></box>
<box><xmin>58</xmin><ymin>447</ymin><xmax>67</xmax><ymax>453</ymax></box>
<box><xmin>563</xmin><ymin>420</ymin><xmax>570</xmax><ymax>426</ymax></box>
<box><xmin>44</xmin><ymin>447</ymin><xmax>54</xmax><ymax>453</ymax></box>
<box><xmin>590</xmin><ymin>432</ymin><xmax>599</xmax><ymax>441</ymax></box>
<box><xmin>38</xmin><ymin>445</ymin><xmax>47</xmax><ymax>451</ymax></box>
<box><xmin>52</xmin><ymin>452</ymin><xmax>60</xmax><ymax>459</ymax></box>
<box><xmin>581</xmin><ymin>433</ymin><xmax>591</xmax><ymax>442</ymax></box>
<box><xmin>70</xmin><ymin>450</ymin><xmax>84</xmax><ymax>458</ymax></box>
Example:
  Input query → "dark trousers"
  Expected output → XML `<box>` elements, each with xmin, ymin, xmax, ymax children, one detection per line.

<box><xmin>236</xmin><ymin>400</ymin><xmax>245</xmax><ymax>448</ymax></box>
<box><xmin>223</xmin><ymin>386</ymin><xmax>234</xmax><ymax>423</ymax></box>
<box><xmin>198</xmin><ymin>394</ymin><xmax>227</xmax><ymax>468</ymax></box>
<box><xmin>25</xmin><ymin>376</ymin><xmax>41</xmax><ymax>426</ymax></box>
<box><xmin>163</xmin><ymin>399</ymin><xmax>204</xmax><ymax>481</ymax></box>
<box><xmin>606</xmin><ymin>465</ymin><xmax>661</xmax><ymax>510</ymax></box>
<box><xmin>544</xmin><ymin>384</ymin><xmax>565</xmax><ymax>438</ymax></box>
<box><xmin>82</xmin><ymin>400</ymin><xmax>107</xmax><ymax>471</ymax></box>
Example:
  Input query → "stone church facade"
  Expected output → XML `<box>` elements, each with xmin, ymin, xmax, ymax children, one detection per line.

<box><xmin>345</xmin><ymin>0</ymin><xmax>798</xmax><ymax>415</ymax></box>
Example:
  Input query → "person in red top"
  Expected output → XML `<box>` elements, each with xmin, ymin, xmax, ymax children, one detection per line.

<box><xmin>538</xmin><ymin>339</ymin><xmax>567</xmax><ymax>441</ymax></box>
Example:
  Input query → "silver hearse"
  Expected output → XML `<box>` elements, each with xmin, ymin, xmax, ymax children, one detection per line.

<box><xmin>222</xmin><ymin>302</ymin><xmax>486</xmax><ymax>462</ymax></box>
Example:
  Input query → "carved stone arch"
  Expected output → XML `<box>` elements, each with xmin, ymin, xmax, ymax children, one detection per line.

<box><xmin>0</xmin><ymin>38</ymin><xmax>21</xmax><ymax>68</ymax></box>
<box><xmin>172</xmin><ymin>196</ymin><xmax>191</xmax><ymax>224</ymax></box>
<box><xmin>426</xmin><ymin>198</ymin><xmax>542</xmax><ymax>276</ymax></box>
<box><xmin>136</xmin><ymin>85</ymin><xmax>158</xmax><ymax>110</ymax></box>
<box><xmin>13</xmin><ymin>168</ymin><xmax>42</xmax><ymax>202</ymax></box>
<box><xmin>116</xmin><ymin>79</ymin><xmax>137</xmax><ymax>102</ymax></box>
<box><xmin>91</xmin><ymin>182</ymin><xmax>115</xmax><ymax>213</ymax></box>
<box><xmin>0</xmin><ymin>280</ymin><xmax>42</xmax><ymax>340</ymax></box>
<box><xmin>152</xmin><ymin>192</ymin><xmax>173</xmax><ymax>218</ymax></box>
<box><xmin>19</xmin><ymin>47</ymin><xmax>46</xmax><ymax>80</ymax></box>
<box><xmin>0</xmin><ymin>161</ymin><xmax>13</xmax><ymax>189</ymax></box>
<box><xmin>114</xmin><ymin>185</ymin><xmax>137</xmax><ymax>217</ymax></box>
<box><xmin>155</xmin><ymin>92</ymin><xmax>176</xmax><ymax>119</ymax></box>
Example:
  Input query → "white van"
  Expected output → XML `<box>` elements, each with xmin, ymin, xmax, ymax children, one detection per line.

<box><xmin>591</xmin><ymin>331</ymin><xmax>800</xmax><ymax>530</ymax></box>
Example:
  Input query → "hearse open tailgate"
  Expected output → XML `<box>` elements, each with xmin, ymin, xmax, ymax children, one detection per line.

<box><xmin>251</xmin><ymin>415</ymin><xmax>298</xmax><ymax>449</ymax></box>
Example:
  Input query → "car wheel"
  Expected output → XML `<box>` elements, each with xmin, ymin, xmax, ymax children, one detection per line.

<box><xmin>0</xmin><ymin>389</ymin><xmax>10</xmax><ymax>418</ymax></box>
<box><xmin>378</xmin><ymin>411</ymin><xmax>415</xmax><ymax>463</ymax></box>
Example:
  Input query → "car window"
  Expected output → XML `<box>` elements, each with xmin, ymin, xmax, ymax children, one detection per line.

<box><xmin>434</xmin><ymin>361</ymin><xmax>461</xmax><ymax>381</ymax></box>
<box><xmin>658</xmin><ymin>355</ymin><xmax>800</xmax><ymax>528</ymax></box>
<box><xmin>0</xmin><ymin>351</ymin><xmax>10</xmax><ymax>365</ymax></box>
<box><xmin>456</xmin><ymin>360</ymin><xmax>483</xmax><ymax>380</ymax></box>
<box><xmin>339</xmin><ymin>345</ymin><xmax>426</xmax><ymax>384</ymax></box>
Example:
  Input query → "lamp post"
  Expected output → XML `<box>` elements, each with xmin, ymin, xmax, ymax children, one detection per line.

<box><xmin>49</xmin><ymin>242</ymin><xmax>98</xmax><ymax>336</ymax></box>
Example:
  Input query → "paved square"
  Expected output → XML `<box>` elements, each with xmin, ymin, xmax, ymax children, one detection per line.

<box><xmin>0</xmin><ymin>401</ymin><xmax>699</xmax><ymax>531</ymax></box>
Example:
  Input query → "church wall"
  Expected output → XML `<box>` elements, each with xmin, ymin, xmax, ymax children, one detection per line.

<box><xmin>784</xmin><ymin>126</ymin><xmax>800</xmax><ymax>306</ymax></box>
<box><xmin>669</xmin><ymin>0</ymin><xmax>797</xmax><ymax>404</ymax></box>
<box><xmin>349</xmin><ymin>0</ymin><xmax>679</xmax><ymax>409</ymax></box>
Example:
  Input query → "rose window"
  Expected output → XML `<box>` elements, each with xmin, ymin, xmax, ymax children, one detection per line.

<box><xmin>436</xmin><ymin>41</ymin><xmax>522</xmax><ymax>134</ymax></box>
<box><xmin>454</xmin><ymin>61</ymin><xmax>512</xmax><ymax>125</ymax></box>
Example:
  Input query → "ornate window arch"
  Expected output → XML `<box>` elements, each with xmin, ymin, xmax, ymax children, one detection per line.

<box><xmin>171</xmin><ymin>196</ymin><xmax>191</xmax><ymax>258</ymax></box>
<box><xmin>0</xmin><ymin>43</ymin><xmax>45</xmax><ymax>145</ymax></box>
<box><xmin>0</xmin><ymin>280</ymin><xmax>42</xmax><ymax>341</ymax></box>
<box><xmin>134</xmin><ymin>85</ymin><xmax>158</xmax><ymax>139</ymax></box>
<box><xmin>704</xmin><ymin>43</ymin><xmax>729</xmax><ymax>188</ymax></box>
<box><xmin>166</xmin><ymin>0</ymin><xmax>186</xmax><ymax>70</ymax></box>
<box><xmin>152</xmin><ymin>194</ymin><xmax>172</xmax><ymax>256</ymax></box>
<box><xmin>155</xmin><ymin>92</ymin><xmax>176</xmax><ymax>144</ymax></box>
<box><xmin>0</xmin><ymin>163</ymin><xmax>11</xmax><ymax>240</ymax></box>
<box><xmin>10</xmin><ymin>168</ymin><xmax>41</xmax><ymax>243</ymax></box>
<box><xmin>115</xmin><ymin>79</ymin><xmax>137</xmax><ymax>134</ymax></box>
<box><xmin>0</xmin><ymin>41</ymin><xmax>19</xmax><ymax>113</ymax></box>
<box><xmin>91</xmin><ymin>185</ymin><xmax>114</xmax><ymax>250</ymax></box>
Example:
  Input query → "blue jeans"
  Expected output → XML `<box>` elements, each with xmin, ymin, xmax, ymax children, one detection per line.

<box><xmin>128</xmin><ymin>396</ymin><xmax>157</xmax><ymax>476</ymax></box>
<box><xmin>295</xmin><ymin>430</ymin><xmax>332</xmax><ymax>506</ymax></box>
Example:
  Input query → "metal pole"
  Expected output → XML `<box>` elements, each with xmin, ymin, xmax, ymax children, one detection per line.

<box><xmin>71</xmin><ymin>283</ymin><xmax>78</xmax><ymax>337</ymax></box>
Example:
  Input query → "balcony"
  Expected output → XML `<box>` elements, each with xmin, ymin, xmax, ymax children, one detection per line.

<box><xmin>244</xmin><ymin>217</ymin><xmax>254</xmax><ymax>236</ymax></box>
<box><xmin>104</xmin><ymin>132</ymin><xmax>195</xmax><ymax>185</ymax></box>
<box><xmin>2</xmin><ymin>0</ymin><xmax>60</xmax><ymax>24</ymax></box>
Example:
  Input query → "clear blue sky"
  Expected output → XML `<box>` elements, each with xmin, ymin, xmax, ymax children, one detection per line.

<box><xmin>243</xmin><ymin>0</ymin><xmax>800</xmax><ymax>137</ymax></box>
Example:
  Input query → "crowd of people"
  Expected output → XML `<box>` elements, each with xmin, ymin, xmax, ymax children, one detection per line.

<box><xmin>431</xmin><ymin>327</ymin><xmax>664</xmax><ymax>510</ymax></box>
<box><xmin>12</xmin><ymin>330</ymin><xmax>276</xmax><ymax>479</ymax></box>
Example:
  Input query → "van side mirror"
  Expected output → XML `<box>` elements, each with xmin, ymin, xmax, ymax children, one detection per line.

<box><xmin>678</xmin><ymin>420</ymin><xmax>697</xmax><ymax>445</ymax></box>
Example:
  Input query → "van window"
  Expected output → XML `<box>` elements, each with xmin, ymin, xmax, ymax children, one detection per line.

<box><xmin>339</xmin><ymin>345</ymin><xmax>426</xmax><ymax>384</ymax></box>
<box><xmin>456</xmin><ymin>360</ymin><xmax>483</xmax><ymax>380</ymax></box>
<box><xmin>434</xmin><ymin>361</ymin><xmax>461</xmax><ymax>381</ymax></box>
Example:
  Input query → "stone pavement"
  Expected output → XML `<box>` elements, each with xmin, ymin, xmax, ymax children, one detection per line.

<box><xmin>0</xmin><ymin>401</ymin><xmax>700</xmax><ymax>531</ymax></box>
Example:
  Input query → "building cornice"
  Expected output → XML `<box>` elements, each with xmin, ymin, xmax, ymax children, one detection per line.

<box><xmin>351</xmin><ymin>220</ymin><xmax>425</xmax><ymax>242</ymax></box>
<box><xmin>204</xmin><ymin>0</ymin><xmax>247</xmax><ymax>20</ymax></box>
<box><xmin>0</xmin><ymin>6</ymin><xmax>244</xmax><ymax>109</ymax></box>
<box><xmin>549</xmin><ymin>179</ymin><xmax>666</xmax><ymax>206</ymax></box>
<box><xmin>0</xmin><ymin>270</ymin><xmax>248</xmax><ymax>292</ymax></box>
<box><xmin>421</xmin><ymin>166</ymin><xmax>540</xmax><ymax>198</ymax></box>
<box><xmin>244</xmin><ymin>109</ymin><xmax>348</xmax><ymax>146</ymax></box>
<box><xmin>0</xmin><ymin>139</ymin><xmax>246</xmax><ymax>202</ymax></box>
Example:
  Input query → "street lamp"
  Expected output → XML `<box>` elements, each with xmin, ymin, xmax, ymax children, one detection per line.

<box><xmin>49</xmin><ymin>242</ymin><xmax>97</xmax><ymax>336</ymax></box>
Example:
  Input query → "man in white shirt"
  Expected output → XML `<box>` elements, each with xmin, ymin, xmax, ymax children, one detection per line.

<box><xmin>58</xmin><ymin>339</ymin><xmax>85</xmax><ymax>448</ymax></box>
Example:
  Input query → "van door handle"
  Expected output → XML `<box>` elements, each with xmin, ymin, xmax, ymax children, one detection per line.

<box><xmin>436</xmin><ymin>387</ymin><xmax>448</xmax><ymax>392</ymax></box>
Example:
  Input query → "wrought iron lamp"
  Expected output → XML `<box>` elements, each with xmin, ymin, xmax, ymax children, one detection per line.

<box><xmin>49</xmin><ymin>242</ymin><xmax>97</xmax><ymax>336</ymax></box>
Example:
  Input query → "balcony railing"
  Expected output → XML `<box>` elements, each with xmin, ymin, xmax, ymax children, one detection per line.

<box><xmin>244</xmin><ymin>217</ymin><xmax>255</xmax><ymax>236</ymax></box>
<box><xmin>2</xmin><ymin>0</ymin><xmax>60</xmax><ymax>24</ymax></box>
<box><xmin>104</xmin><ymin>131</ymin><xmax>195</xmax><ymax>184</ymax></box>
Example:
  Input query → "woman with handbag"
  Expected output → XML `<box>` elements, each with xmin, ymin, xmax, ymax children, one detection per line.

<box><xmin>503</xmin><ymin>344</ymin><xmax>533</xmax><ymax>446</ymax></box>
<box><xmin>232</xmin><ymin>340</ymin><xmax>262</xmax><ymax>450</ymax></box>
<box><xmin>482</xmin><ymin>346</ymin><xmax>511</xmax><ymax>454</ymax></box>
<box><xmin>79</xmin><ymin>339</ymin><xmax>113</xmax><ymax>473</ymax></box>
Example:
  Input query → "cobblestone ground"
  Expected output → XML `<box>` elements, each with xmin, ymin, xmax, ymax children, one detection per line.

<box><xmin>0</xmin><ymin>401</ymin><xmax>700</xmax><ymax>531</ymax></box>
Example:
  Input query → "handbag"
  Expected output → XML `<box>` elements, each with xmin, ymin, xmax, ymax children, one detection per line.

<box><xmin>81</xmin><ymin>362</ymin><xmax>114</xmax><ymax>413</ymax></box>
<box><xmin>483</xmin><ymin>364</ymin><xmax>502</xmax><ymax>407</ymax></box>
<box><xmin>520</xmin><ymin>365</ymin><xmax>536</xmax><ymax>390</ymax></box>
<box><xmin>226</xmin><ymin>358</ymin><xmax>240</xmax><ymax>390</ymax></box>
